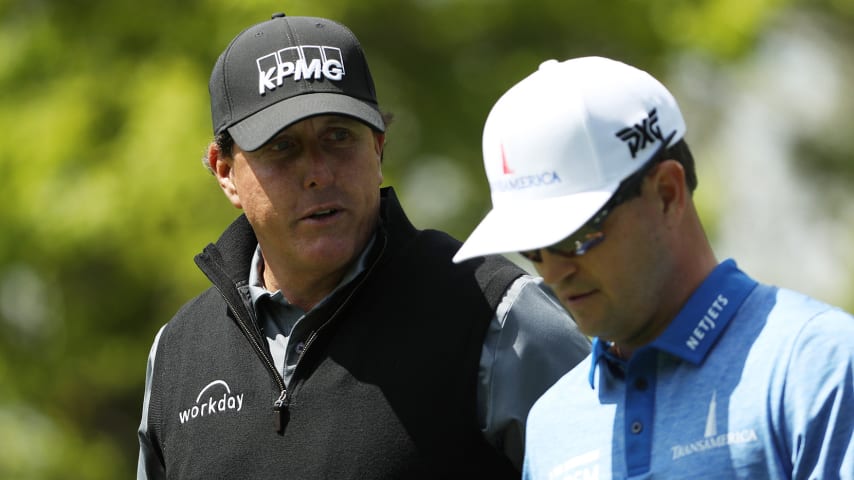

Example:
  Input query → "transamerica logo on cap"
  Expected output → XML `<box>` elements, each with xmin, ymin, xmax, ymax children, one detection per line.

<box><xmin>616</xmin><ymin>108</ymin><xmax>664</xmax><ymax>158</ymax></box>
<box><xmin>500</xmin><ymin>144</ymin><xmax>514</xmax><ymax>175</ymax></box>
<box><xmin>490</xmin><ymin>172</ymin><xmax>562</xmax><ymax>192</ymax></box>
<box><xmin>490</xmin><ymin>142</ymin><xmax>562</xmax><ymax>192</ymax></box>
<box><xmin>257</xmin><ymin>45</ymin><xmax>346</xmax><ymax>95</ymax></box>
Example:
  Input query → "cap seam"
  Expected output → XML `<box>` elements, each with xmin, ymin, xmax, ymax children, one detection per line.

<box><xmin>284</xmin><ymin>16</ymin><xmax>311</xmax><ymax>94</ymax></box>
<box><xmin>220</xmin><ymin>24</ymin><xmax>256</xmax><ymax>132</ymax></box>
<box><xmin>576</xmin><ymin>81</ymin><xmax>605</xmax><ymax>189</ymax></box>
<box><xmin>341</xmin><ymin>22</ymin><xmax>376</xmax><ymax>102</ymax></box>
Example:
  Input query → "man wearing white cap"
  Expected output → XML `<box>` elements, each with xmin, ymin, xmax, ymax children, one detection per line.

<box><xmin>454</xmin><ymin>56</ymin><xmax>854</xmax><ymax>479</ymax></box>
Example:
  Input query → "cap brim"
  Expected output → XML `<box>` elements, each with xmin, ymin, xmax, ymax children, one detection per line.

<box><xmin>228</xmin><ymin>92</ymin><xmax>385</xmax><ymax>152</ymax></box>
<box><xmin>452</xmin><ymin>189</ymin><xmax>615</xmax><ymax>263</ymax></box>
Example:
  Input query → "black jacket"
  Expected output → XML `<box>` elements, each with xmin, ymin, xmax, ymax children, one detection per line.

<box><xmin>143</xmin><ymin>187</ymin><xmax>526</xmax><ymax>479</ymax></box>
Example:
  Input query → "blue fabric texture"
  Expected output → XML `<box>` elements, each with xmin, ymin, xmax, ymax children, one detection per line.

<box><xmin>524</xmin><ymin>260</ymin><xmax>854</xmax><ymax>479</ymax></box>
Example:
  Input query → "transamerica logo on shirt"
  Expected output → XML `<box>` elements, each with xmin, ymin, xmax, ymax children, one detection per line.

<box><xmin>179</xmin><ymin>380</ymin><xmax>244</xmax><ymax>425</ymax></box>
<box><xmin>670</xmin><ymin>391</ymin><xmax>758</xmax><ymax>460</ymax></box>
<box><xmin>256</xmin><ymin>45</ymin><xmax>345</xmax><ymax>95</ymax></box>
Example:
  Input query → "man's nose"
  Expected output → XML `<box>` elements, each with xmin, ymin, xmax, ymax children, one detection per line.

<box><xmin>535</xmin><ymin>251</ymin><xmax>579</xmax><ymax>285</ymax></box>
<box><xmin>303</xmin><ymin>149</ymin><xmax>334</xmax><ymax>189</ymax></box>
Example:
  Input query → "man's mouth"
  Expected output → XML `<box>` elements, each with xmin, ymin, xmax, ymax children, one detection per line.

<box><xmin>308</xmin><ymin>208</ymin><xmax>339</xmax><ymax>219</ymax></box>
<box><xmin>564</xmin><ymin>289</ymin><xmax>595</xmax><ymax>304</ymax></box>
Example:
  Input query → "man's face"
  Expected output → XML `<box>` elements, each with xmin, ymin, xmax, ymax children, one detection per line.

<box><xmin>533</xmin><ymin>175</ymin><xmax>674</xmax><ymax>348</ymax></box>
<box><xmin>221</xmin><ymin>115</ymin><xmax>384</xmax><ymax>276</ymax></box>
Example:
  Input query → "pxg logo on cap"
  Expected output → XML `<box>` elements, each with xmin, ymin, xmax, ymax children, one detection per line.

<box><xmin>616</xmin><ymin>108</ymin><xmax>664</xmax><ymax>159</ymax></box>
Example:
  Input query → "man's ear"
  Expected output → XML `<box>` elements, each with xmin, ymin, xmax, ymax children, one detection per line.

<box><xmin>374</xmin><ymin>132</ymin><xmax>386</xmax><ymax>185</ymax></box>
<box><xmin>374</xmin><ymin>132</ymin><xmax>386</xmax><ymax>161</ymax></box>
<box><xmin>208</xmin><ymin>142</ymin><xmax>242</xmax><ymax>209</ymax></box>
<box><xmin>653</xmin><ymin>159</ymin><xmax>688</xmax><ymax>219</ymax></box>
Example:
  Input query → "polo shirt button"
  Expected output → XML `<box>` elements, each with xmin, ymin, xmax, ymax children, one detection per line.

<box><xmin>296</xmin><ymin>342</ymin><xmax>306</xmax><ymax>354</ymax></box>
<box><xmin>634</xmin><ymin>378</ymin><xmax>648</xmax><ymax>391</ymax></box>
<box><xmin>631</xmin><ymin>421</ymin><xmax>643</xmax><ymax>434</ymax></box>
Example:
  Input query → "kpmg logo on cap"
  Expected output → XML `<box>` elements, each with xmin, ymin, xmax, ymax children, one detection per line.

<box><xmin>257</xmin><ymin>45</ymin><xmax>345</xmax><ymax>95</ymax></box>
<box><xmin>490</xmin><ymin>143</ymin><xmax>562</xmax><ymax>193</ymax></box>
<box><xmin>616</xmin><ymin>108</ymin><xmax>664</xmax><ymax>158</ymax></box>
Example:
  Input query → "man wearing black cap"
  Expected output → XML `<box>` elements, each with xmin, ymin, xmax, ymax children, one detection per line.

<box><xmin>136</xmin><ymin>14</ymin><xmax>590</xmax><ymax>479</ymax></box>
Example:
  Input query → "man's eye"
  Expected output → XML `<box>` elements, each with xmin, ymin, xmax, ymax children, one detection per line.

<box><xmin>270</xmin><ymin>139</ymin><xmax>295</xmax><ymax>152</ymax></box>
<box><xmin>329</xmin><ymin>128</ymin><xmax>352</xmax><ymax>142</ymax></box>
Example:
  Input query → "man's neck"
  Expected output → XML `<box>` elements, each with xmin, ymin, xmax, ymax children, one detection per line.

<box><xmin>261</xmin><ymin>261</ymin><xmax>349</xmax><ymax>312</ymax></box>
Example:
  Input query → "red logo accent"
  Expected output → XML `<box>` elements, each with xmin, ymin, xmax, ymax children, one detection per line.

<box><xmin>500</xmin><ymin>144</ymin><xmax>514</xmax><ymax>175</ymax></box>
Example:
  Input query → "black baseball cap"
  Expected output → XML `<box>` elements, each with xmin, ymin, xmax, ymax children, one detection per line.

<box><xmin>209</xmin><ymin>13</ymin><xmax>385</xmax><ymax>152</ymax></box>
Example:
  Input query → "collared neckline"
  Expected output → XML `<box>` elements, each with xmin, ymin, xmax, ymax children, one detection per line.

<box><xmin>247</xmin><ymin>234</ymin><xmax>377</xmax><ymax>312</ymax></box>
<box><xmin>588</xmin><ymin>259</ymin><xmax>758</xmax><ymax>388</ymax></box>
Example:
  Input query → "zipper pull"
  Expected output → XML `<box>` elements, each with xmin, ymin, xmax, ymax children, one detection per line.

<box><xmin>273</xmin><ymin>389</ymin><xmax>289</xmax><ymax>434</ymax></box>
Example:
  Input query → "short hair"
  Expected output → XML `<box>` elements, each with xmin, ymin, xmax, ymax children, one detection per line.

<box><xmin>199</xmin><ymin>131</ymin><xmax>235</xmax><ymax>175</ymax></box>
<box><xmin>668</xmin><ymin>139</ymin><xmax>698</xmax><ymax>193</ymax></box>
<box><xmin>615</xmin><ymin>138</ymin><xmax>698</xmax><ymax>201</ymax></box>
<box><xmin>215</xmin><ymin>131</ymin><xmax>235</xmax><ymax>159</ymax></box>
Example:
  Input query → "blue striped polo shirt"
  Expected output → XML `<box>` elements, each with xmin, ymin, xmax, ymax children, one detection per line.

<box><xmin>523</xmin><ymin>259</ymin><xmax>854</xmax><ymax>479</ymax></box>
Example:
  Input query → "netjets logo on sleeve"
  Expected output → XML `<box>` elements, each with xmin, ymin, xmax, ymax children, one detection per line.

<box><xmin>257</xmin><ymin>45</ymin><xmax>345</xmax><ymax>95</ymax></box>
<box><xmin>179</xmin><ymin>380</ymin><xmax>244</xmax><ymax>425</ymax></box>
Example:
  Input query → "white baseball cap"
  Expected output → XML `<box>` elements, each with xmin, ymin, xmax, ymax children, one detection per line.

<box><xmin>453</xmin><ymin>56</ymin><xmax>687</xmax><ymax>263</ymax></box>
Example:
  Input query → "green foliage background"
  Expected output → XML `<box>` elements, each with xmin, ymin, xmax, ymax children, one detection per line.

<box><xmin>0</xmin><ymin>0</ymin><xmax>851</xmax><ymax>477</ymax></box>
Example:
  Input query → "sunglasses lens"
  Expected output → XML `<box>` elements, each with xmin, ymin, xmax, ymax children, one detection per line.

<box><xmin>518</xmin><ymin>216</ymin><xmax>609</xmax><ymax>263</ymax></box>
<box><xmin>574</xmin><ymin>231</ymin><xmax>605</xmax><ymax>255</ymax></box>
<box><xmin>553</xmin><ymin>225</ymin><xmax>595</xmax><ymax>254</ymax></box>
<box><xmin>519</xmin><ymin>250</ymin><xmax>542</xmax><ymax>263</ymax></box>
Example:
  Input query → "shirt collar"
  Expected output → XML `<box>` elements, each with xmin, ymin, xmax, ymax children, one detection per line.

<box><xmin>588</xmin><ymin>259</ymin><xmax>758</xmax><ymax>388</ymax></box>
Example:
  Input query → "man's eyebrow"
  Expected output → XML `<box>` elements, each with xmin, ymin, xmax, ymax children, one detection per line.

<box><xmin>268</xmin><ymin>130</ymin><xmax>293</xmax><ymax>142</ymax></box>
<box><xmin>322</xmin><ymin>116</ymin><xmax>361</xmax><ymax>127</ymax></box>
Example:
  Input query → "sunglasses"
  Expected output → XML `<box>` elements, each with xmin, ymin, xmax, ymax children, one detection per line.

<box><xmin>519</xmin><ymin>134</ymin><xmax>674</xmax><ymax>263</ymax></box>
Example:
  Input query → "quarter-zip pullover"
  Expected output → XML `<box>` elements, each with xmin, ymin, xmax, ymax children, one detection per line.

<box><xmin>138</xmin><ymin>187</ymin><xmax>591</xmax><ymax>479</ymax></box>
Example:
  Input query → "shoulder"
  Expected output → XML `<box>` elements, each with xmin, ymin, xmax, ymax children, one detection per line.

<box><xmin>759</xmin><ymin>290</ymin><xmax>854</xmax><ymax>472</ymax></box>
<box><xmin>780</xmin><ymin>289</ymin><xmax>853</xmax><ymax>358</ymax></box>
<box><xmin>766</xmin><ymin>288</ymin><xmax>854</xmax><ymax>343</ymax></box>
<box><xmin>736</xmin><ymin>285</ymin><xmax>853</xmax><ymax>349</ymax></box>
<box><xmin>497</xmin><ymin>276</ymin><xmax>590</xmax><ymax>353</ymax></box>
<box><xmin>392</xmin><ymin>229</ymin><xmax>526</xmax><ymax>305</ymax></box>
<box><xmin>157</xmin><ymin>287</ymin><xmax>230</xmax><ymax>345</ymax></box>
<box><xmin>754</xmin><ymin>288</ymin><xmax>854</xmax><ymax>393</ymax></box>
<box><xmin>170</xmin><ymin>287</ymin><xmax>224</xmax><ymax>323</ymax></box>
<box><xmin>776</xmin><ymin>288</ymin><xmax>852</xmax><ymax>319</ymax></box>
